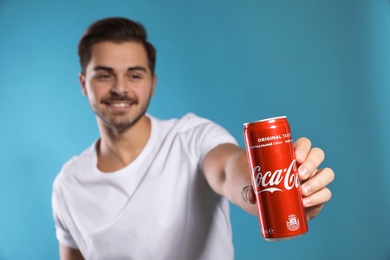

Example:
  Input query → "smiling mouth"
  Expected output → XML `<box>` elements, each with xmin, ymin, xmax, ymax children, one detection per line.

<box><xmin>102</xmin><ymin>101</ymin><xmax>136</xmax><ymax>112</ymax></box>
<box><xmin>110</xmin><ymin>102</ymin><xmax>131</xmax><ymax>107</ymax></box>
<box><xmin>101</xmin><ymin>95</ymin><xmax>138</xmax><ymax>110</ymax></box>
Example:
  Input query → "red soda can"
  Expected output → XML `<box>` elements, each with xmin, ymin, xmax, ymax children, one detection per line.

<box><xmin>243</xmin><ymin>116</ymin><xmax>308</xmax><ymax>241</ymax></box>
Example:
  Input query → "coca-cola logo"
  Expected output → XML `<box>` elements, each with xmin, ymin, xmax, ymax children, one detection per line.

<box><xmin>252</xmin><ymin>160</ymin><xmax>299</xmax><ymax>193</ymax></box>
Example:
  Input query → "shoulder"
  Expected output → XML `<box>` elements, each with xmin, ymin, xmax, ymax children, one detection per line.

<box><xmin>153</xmin><ymin>112</ymin><xmax>237</xmax><ymax>140</ymax></box>
<box><xmin>148</xmin><ymin>113</ymin><xmax>237</xmax><ymax>153</ymax></box>
<box><xmin>53</xmin><ymin>143</ymin><xmax>96</xmax><ymax>190</ymax></box>
<box><xmin>180</xmin><ymin>112</ymin><xmax>214</xmax><ymax>124</ymax></box>
<box><xmin>150</xmin><ymin>112</ymin><xmax>213</xmax><ymax>126</ymax></box>
<box><xmin>180</xmin><ymin>113</ymin><xmax>236</xmax><ymax>140</ymax></box>
<box><xmin>148</xmin><ymin>113</ymin><xmax>215</xmax><ymax>137</ymax></box>
<box><xmin>165</xmin><ymin>113</ymin><xmax>223</xmax><ymax>131</ymax></box>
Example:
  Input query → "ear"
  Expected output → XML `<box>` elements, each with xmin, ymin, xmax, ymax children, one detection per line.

<box><xmin>79</xmin><ymin>73</ymin><xmax>87</xmax><ymax>96</ymax></box>
<box><xmin>151</xmin><ymin>74</ymin><xmax>157</xmax><ymax>96</ymax></box>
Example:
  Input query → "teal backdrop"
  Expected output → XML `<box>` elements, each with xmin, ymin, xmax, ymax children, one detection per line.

<box><xmin>1</xmin><ymin>0</ymin><xmax>389</xmax><ymax>259</ymax></box>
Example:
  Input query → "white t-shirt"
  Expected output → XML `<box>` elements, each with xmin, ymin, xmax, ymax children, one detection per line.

<box><xmin>52</xmin><ymin>113</ymin><xmax>238</xmax><ymax>260</ymax></box>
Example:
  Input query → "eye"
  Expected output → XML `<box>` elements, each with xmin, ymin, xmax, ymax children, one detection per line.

<box><xmin>128</xmin><ymin>73</ymin><xmax>143</xmax><ymax>81</ymax></box>
<box><xmin>95</xmin><ymin>73</ymin><xmax>112</xmax><ymax>81</ymax></box>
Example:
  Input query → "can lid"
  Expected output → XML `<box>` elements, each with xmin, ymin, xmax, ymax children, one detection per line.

<box><xmin>243</xmin><ymin>116</ymin><xmax>287</xmax><ymax>126</ymax></box>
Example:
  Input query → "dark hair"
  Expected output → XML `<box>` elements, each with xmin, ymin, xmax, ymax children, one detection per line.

<box><xmin>78</xmin><ymin>17</ymin><xmax>156</xmax><ymax>74</ymax></box>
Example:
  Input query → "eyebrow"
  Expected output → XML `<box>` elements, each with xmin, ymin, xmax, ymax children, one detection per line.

<box><xmin>93</xmin><ymin>66</ymin><xmax>148</xmax><ymax>73</ymax></box>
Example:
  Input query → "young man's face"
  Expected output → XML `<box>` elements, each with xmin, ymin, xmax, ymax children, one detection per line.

<box><xmin>79</xmin><ymin>41</ymin><xmax>156</xmax><ymax>132</ymax></box>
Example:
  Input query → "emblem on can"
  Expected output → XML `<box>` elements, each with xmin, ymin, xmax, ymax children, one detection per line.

<box><xmin>286</xmin><ymin>214</ymin><xmax>300</xmax><ymax>231</ymax></box>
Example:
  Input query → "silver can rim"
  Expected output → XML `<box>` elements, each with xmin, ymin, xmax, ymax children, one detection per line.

<box><xmin>243</xmin><ymin>116</ymin><xmax>287</xmax><ymax>126</ymax></box>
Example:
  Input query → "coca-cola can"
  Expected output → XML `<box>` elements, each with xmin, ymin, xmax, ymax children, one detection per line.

<box><xmin>243</xmin><ymin>116</ymin><xmax>308</xmax><ymax>241</ymax></box>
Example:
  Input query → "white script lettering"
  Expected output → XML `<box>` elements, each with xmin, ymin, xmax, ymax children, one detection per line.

<box><xmin>252</xmin><ymin>160</ymin><xmax>299</xmax><ymax>193</ymax></box>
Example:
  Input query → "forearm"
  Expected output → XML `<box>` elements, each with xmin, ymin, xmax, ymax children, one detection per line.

<box><xmin>223</xmin><ymin>148</ymin><xmax>257</xmax><ymax>215</ymax></box>
<box><xmin>60</xmin><ymin>244</ymin><xmax>84</xmax><ymax>260</ymax></box>
<box><xmin>203</xmin><ymin>144</ymin><xmax>257</xmax><ymax>215</ymax></box>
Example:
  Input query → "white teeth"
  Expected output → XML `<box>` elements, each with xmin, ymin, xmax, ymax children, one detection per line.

<box><xmin>111</xmin><ymin>103</ymin><xmax>129</xmax><ymax>107</ymax></box>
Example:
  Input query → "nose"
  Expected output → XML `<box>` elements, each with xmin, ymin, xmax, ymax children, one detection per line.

<box><xmin>110</xmin><ymin>77</ymin><xmax>128</xmax><ymax>95</ymax></box>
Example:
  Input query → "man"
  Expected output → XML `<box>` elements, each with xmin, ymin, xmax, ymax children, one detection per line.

<box><xmin>52</xmin><ymin>17</ymin><xmax>334</xmax><ymax>260</ymax></box>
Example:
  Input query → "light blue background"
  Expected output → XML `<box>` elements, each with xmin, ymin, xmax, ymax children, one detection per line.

<box><xmin>1</xmin><ymin>0</ymin><xmax>389</xmax><ymax>259</ymax></box>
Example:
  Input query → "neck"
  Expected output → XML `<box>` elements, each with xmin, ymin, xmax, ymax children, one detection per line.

<box><xmin>96</xmin><ymin>114</ymin><xmax>152</xmax><ymax>172</ymax></box>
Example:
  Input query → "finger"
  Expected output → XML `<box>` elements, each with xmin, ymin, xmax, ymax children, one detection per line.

<box><xmin>302</xmin><ymin>187</ymin><xmax>332</xmax><ymax>208</ymax></box>
<box><xmin>294</xmin><ymin>137</ymin><xmax>311</xmax><ymax>163</ymax></box>
<box><xmin>301</xmin><ymin>167</ymin><xmax>334</xmax><ymax>197</ymax></box>
<box><xmin>298</xmin><ymin>147</ymin><xmax>325</xmax><ymax>180</ymax></box>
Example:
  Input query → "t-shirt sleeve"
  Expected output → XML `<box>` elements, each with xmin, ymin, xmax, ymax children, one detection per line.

<box><xmin>182</xmin><ymin>113</ymin><xmax>238</xmax><ymax>166</ymax></box>
<box><xmin>199</xmin><ymin>123</ymin><xmax>238</xmax><ymax>165</ymax></box>
<box><xmin>52</xmin><ymin>179</ymin><xmax>79</xmax><ymax>249</ymax></box>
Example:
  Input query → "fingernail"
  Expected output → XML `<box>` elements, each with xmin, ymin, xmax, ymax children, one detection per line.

<box><xmin>303</xmin><ymin>197</ymin><xmax>312</xmax><ymax>207</ymax></box>
<box><xmin>296</xmin><ymin>151</ymin><xmax>305</xmax><ymax>162</ymax></box>
<box><xmin>299</xmin><ymin>166</ymin><xmax>310</xmax><ymax>179</ymax></box>
<box><xmin>241</xmin><ymin>185</ymin><xmax>252</xmax><ymax>203</ymax></box>
<box><xmin>302</xmin><ymin>184</ymin><xmax>312</xmax><ymax>196</ymax></box>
